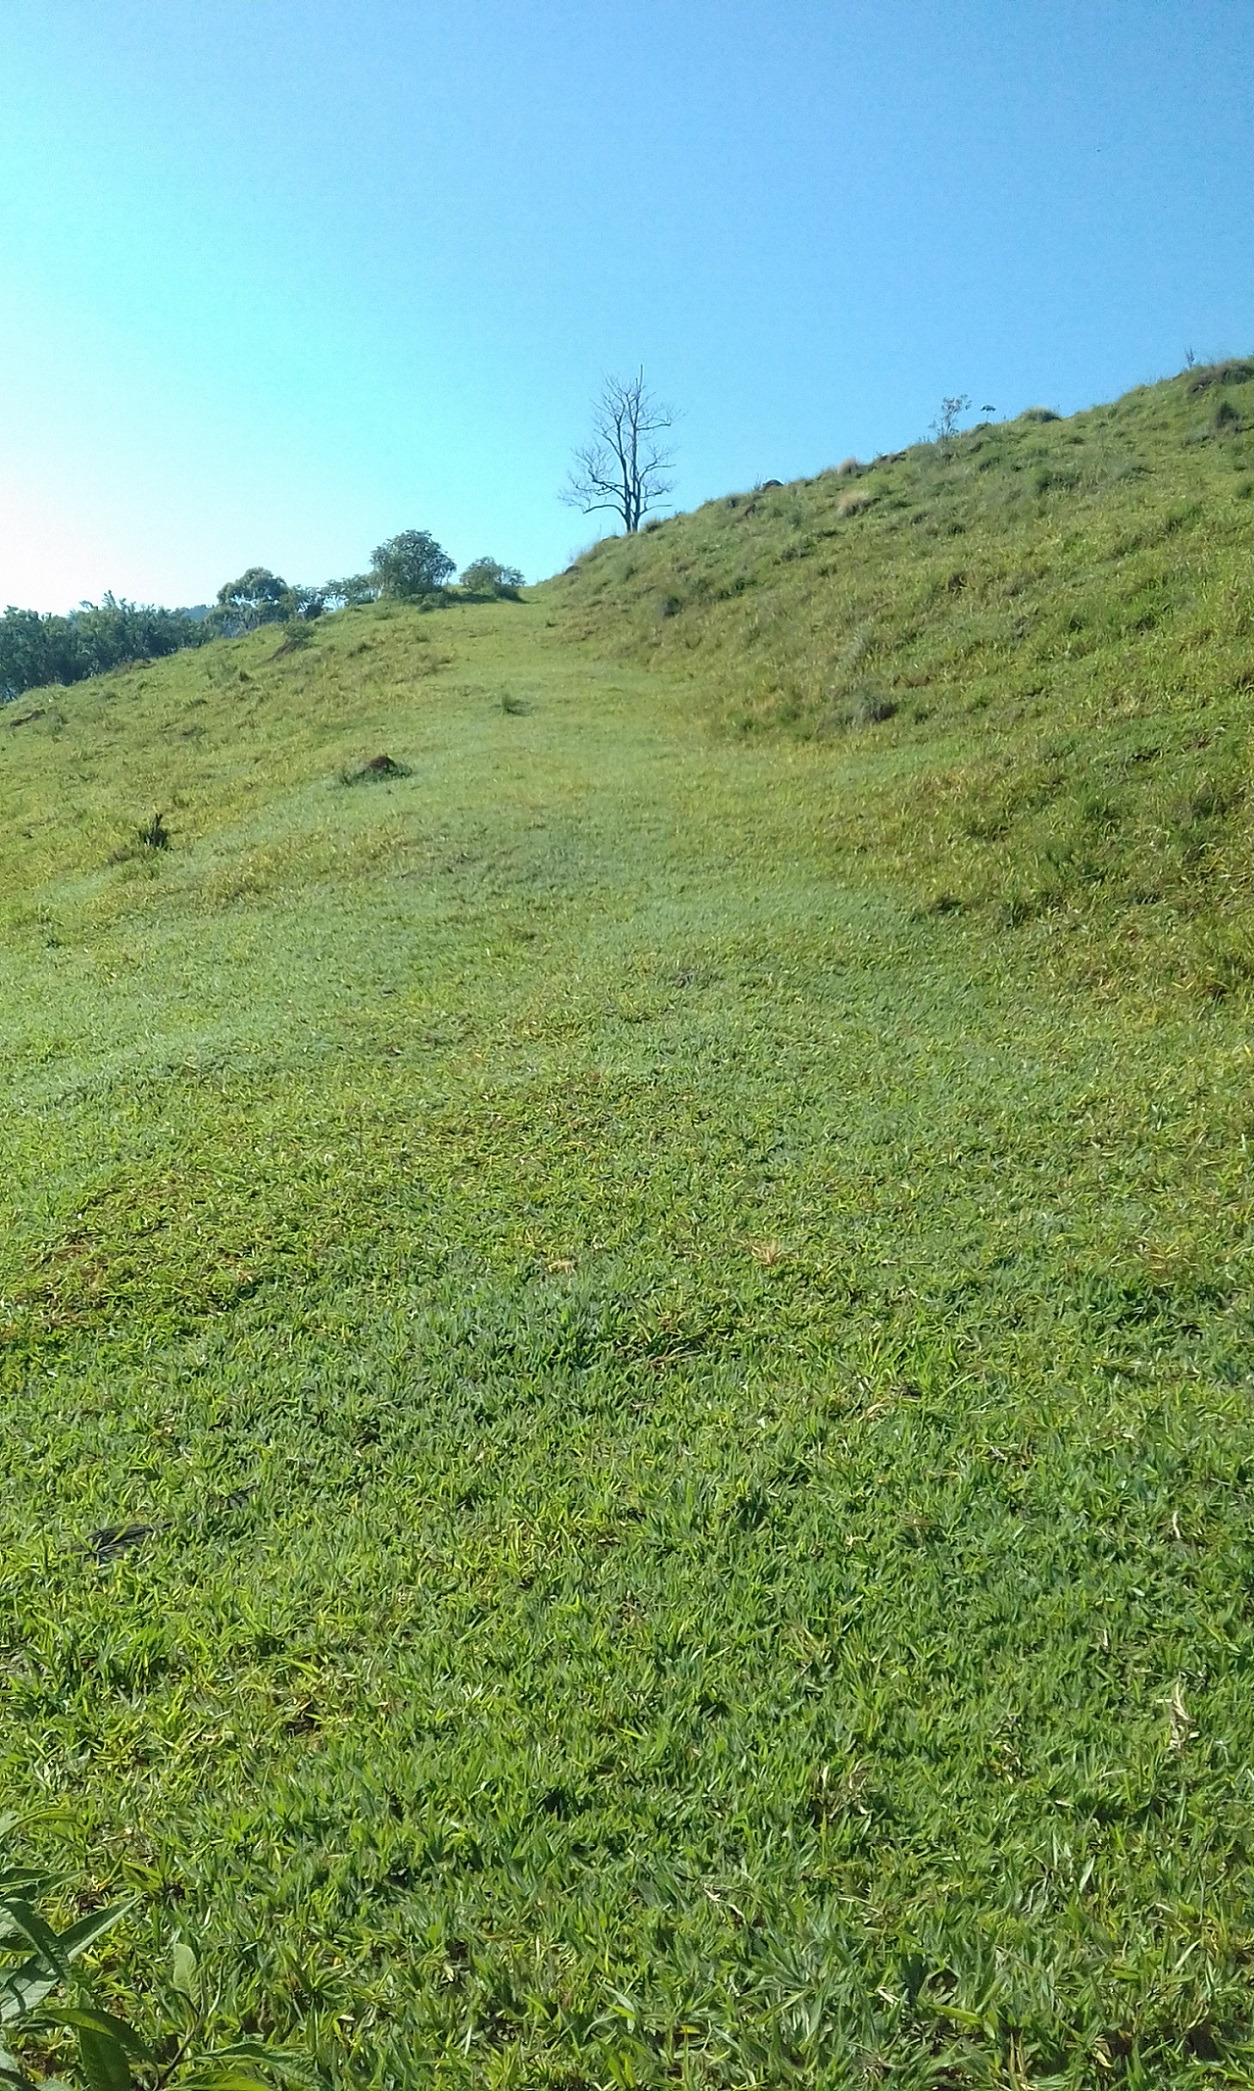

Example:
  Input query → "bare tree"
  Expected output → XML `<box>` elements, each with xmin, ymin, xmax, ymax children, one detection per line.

<box><xmin>562</xmin><ymin>369</ymin><xmax>677</xmax><ymax>534</ymax></box>
<box><xmin>930</xmin><ymin>393</ymin><xmax>972</xmax><ymax>447</ymax></box>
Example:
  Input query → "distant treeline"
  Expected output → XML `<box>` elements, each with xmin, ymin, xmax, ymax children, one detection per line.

<box><xmin>0</xmin><ymin>533</ymin><xmax>525</xmax><ymax>703</ymax></box>
<box><xmin>0</xmin><ymin>596</ymin><xmax>213</xmax><ymax>703</ymax></box>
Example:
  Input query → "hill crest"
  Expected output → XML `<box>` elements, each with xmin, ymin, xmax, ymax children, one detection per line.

<box><xmin>545</xmin><ymin>359</ymin><xmax>1254</xmax><ymax>997</ymax></box>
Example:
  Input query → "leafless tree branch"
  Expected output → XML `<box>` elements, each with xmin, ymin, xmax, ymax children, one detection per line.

<box><xmin>561</xmin><ymin>368</ymin><xmax>677</xmax><ymax>534</ymax></box>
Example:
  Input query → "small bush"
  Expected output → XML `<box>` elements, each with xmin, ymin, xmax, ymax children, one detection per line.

<box><xmin>340</xmin><ymin>754</ymin><xmax>413</xmax><ymax>785</ymax></box>
<box><xmin>1021</xmin><ymin>407</ymin><xmax>1061</xmax><ymax>424</ymax></box>
<box><xmin>1186</xmin><ymin>357</ymin><xmax>1254</xmax><ymax>394</ymax></box>
<box><xmin>838</xmin><ymin>492</ymin><xmax>874</xmax><ymax>518</ymax></box>
<box><xmin>271</xmin><ymin>620</ymin><xmax>315</xmax><ymax>657</ymax></box>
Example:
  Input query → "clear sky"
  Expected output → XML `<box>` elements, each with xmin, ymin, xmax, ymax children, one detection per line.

<box><xmin>1</xmin><ymin>0</ymin><xmax>1251</xmax><ymax>610</ymax></box>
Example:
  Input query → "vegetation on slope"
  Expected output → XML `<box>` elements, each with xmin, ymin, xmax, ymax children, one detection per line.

<box><xmin>551</xmin><ymin>360</ymin><xmax>1254</xmax><ymax>1000</ymax></box>
<box><xmin>2</xmin><ymin>370</ymin><xmax>1254</xmax><ymax>2086</ymax></box>
<box><xmin>0</xmin><ymin>537</ymin><xmax>522</xmax><ymax>705</ymax></box>
<box><xmin>0</xmin><ymin>598</ymin><xmax>214</xmax><ymax>704</ymax></box>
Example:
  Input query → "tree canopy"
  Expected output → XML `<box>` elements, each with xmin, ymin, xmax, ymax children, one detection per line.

<box><xmin>370</xmin><ymin>530</ymin><xmax>455</xmax><ymax>600</ymax></box>
<box><xmin>459</xmin><ymin>557</ymin><xmax>524</xmax><ymax>596</ymax></box>
<box><xmin>323</xmin><ymin>574</ymin><xmax>379</xmax><ymax>610</ymax></box>
<box><xmin>209</xmin><ymin>569</ymin><xmax>325</xmax><ymax>634</ymax></box>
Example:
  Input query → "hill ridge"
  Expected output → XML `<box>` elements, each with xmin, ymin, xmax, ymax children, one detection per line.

<box><xmin>545</xmin><ymin>359</ymin><xmax>1254</xmax><ymax>999</ymax></box>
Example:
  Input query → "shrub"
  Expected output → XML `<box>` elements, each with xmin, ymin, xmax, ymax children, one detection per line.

<box><xmin>458</xmin><ymin>558</ymin><xmax>525</xmax><ymax>597</ymax></box>
<box><xmin>1186</xmin><ymin>358</ymin><xmax>1254</xmax><ymax>395</ymax></box>
<box><xmin>930</xmin><ymin>394</ymin><xmax>972</xmax><ymax>445</ymax></box>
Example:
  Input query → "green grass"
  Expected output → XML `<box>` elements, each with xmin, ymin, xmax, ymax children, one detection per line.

<box><xmin>553</xmin><ymin>358</ymin><xmax>1254</xmax><ymax>1003</ymax></box>
<box><xmin>4</xmin><ymin>374</ymin><xmax>1254</xmax><ymax>2085</ymax></box>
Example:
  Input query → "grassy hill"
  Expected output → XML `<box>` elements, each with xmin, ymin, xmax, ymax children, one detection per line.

<box><xmin>3</xmin><ymin>369</ymin><xmax>1254</xmax><ymax>2087</ymax></box>
<box><xmin>554</xmin><ymin>357</ymin><xmax>1254</xmax><ymax>1002</ymax></box>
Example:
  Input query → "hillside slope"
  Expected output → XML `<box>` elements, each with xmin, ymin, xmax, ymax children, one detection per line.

<box><xmin>549</xmin><ymin>360</ymin><xmax>1254</xmax><ymax>998</ymax></box>
<box><xmin>1</xmin><ymin>398</ymin><xmax>1254</xmax><ymax>2085</ymax></box>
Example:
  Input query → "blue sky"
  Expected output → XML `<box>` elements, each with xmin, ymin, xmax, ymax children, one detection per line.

<box><xmin>0</xmin><ymin>0</ymin><xmax>1251</xmax><ymax>609</ymax></box>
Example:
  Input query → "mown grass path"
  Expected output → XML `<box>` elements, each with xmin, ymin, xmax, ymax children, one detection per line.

<box><xmin>3</xmin><ymin>606</ymin><xmax>1254</xmax><ymax>2085</ymax></box>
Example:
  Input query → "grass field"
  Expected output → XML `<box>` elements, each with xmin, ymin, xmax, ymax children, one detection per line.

<box><xmin>5</xmin><ymin>373</ymin><xmax>1254</xmax><ymax>2086</ymax></box>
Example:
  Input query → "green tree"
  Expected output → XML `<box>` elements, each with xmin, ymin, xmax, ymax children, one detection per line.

<box><xmin>370</xmin><ymin>530</ymin><xmax>455</xmax><ymax>600</ymax></box>
<box><xmin>458</xmin><ymin>557</ymin><xmax>524</xmax><ymax>596</ymax></box>
<box><xmin>72</xmin><ymin>596</ymin><xmax>213</xmax><ymax>675</ymax></box>
<box><xmin>208</xmin><ymin>572</ymin><xmax>325</xmax><ymax>635</ymax></box>
<box><xmin>0</xmin><ymin>609</ymin><xmax>82</xmax><ymax>700</ymax></box>
<box><xmin>322</xmin><ymin>574</ymin><xmax>378</xmax><ymax>610</ymax></box>
<box><xmin>209</xmin><ymin>569</ymin><xmax>290</xmax><ymax>635</ymax></box>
